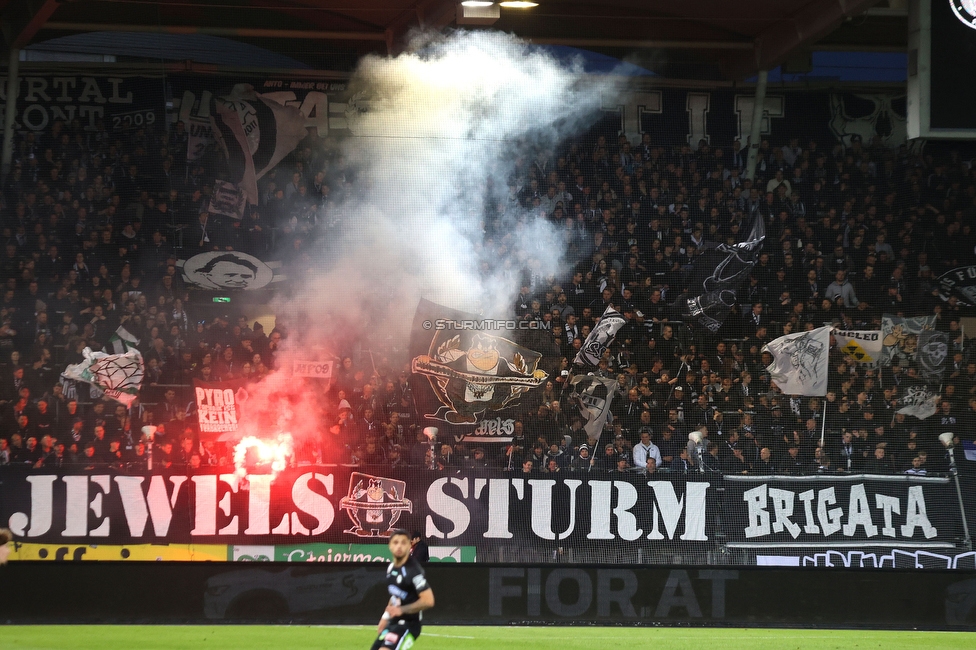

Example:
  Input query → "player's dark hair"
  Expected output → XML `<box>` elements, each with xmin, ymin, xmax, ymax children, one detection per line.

<box><xmin>389</xmin><ymin>528</ymin><xmax>411</xmax><ymax>541</ymax></box>
<box><xmin>0</xmin><ymin>528</ymin><xmax>12</xmax><ymax>544</ymax></box>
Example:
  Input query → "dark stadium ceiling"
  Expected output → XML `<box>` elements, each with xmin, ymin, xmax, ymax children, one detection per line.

<box><xmin>0</xmin><ymin>0</ymin><xmax>909</xmax><ymax>80</ymax></box>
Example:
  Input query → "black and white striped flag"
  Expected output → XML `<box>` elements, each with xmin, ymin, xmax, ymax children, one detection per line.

<box><xmin>211</xmin><ymin>84</ymin><xmax>309</xmax><ymax>205</ymax></box>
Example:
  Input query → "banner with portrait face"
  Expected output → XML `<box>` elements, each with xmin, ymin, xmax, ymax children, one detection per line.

<box><xmin>179</xmin><ymin>251</ymin><xmax>282</xmax><ymax>291</ymax></box>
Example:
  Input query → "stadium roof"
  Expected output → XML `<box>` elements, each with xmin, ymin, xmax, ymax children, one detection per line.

<box><xmin>0</xmin><ymin>0</ymin><xmax>909</xmax><ymax>80</ymax></box>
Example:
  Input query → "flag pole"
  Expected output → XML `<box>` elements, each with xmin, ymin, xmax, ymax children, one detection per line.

<box><xmin>819</xmin><ymin>397</ymin><xmax>827</xmax><ymax>449</ymax></box>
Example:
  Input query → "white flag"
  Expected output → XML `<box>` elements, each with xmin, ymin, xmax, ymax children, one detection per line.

<box><xmin>62</xmin><ymin>347</ymin><xmax>145</xmax><ymax>406</ymax></box>
<box><xmin>212</xmin><ymin>84</ymin><xmax>309</xmax><ymax>205</ymax></box>
<box><xmin>897</xmin><ymin>386</ymin><xmax>940</xmax><ymax>419</ymax></box>
<box><xmin>763</xmin><ymin>326</ymin><xmax>831</xmax><ymax>396</ymax></box>
<box><xmin>109</xmin><ymin>326</ymin><xmax>140</xmax><ymax>355</ymax></box>
<box><xmin>832</xmin><ymin>329</ymin><xmax>882</xmax><ymax>365</ymax></box>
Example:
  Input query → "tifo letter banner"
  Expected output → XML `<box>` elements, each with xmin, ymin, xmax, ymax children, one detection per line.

<box><xmin>0</xmin><ymin>466</ymin><xmax>715</xmax><ymax>549</ymax></box>
<box><xmin>723</xmin><ymin>475</ymin><xmax>963</xmax><ymax>546</ymax></box>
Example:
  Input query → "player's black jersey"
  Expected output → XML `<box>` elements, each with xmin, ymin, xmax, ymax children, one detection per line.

<box><xmin>386</xmin><ymin>557</ymin><xmax>430</xmax><ymax>623</ymax></box>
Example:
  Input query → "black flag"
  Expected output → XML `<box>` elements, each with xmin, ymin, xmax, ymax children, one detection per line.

<box><xmin>409</xmin><ymin>300</ymin><xmax>548</xmax><ymax>444</ymax></box>
<box><xmin>675</xmin><ymin>214</ymin><xmax>765</xmax><ymax>331</ymax></box>
<box><xmin>917</xmin><ymin>329</ymin><xmax>949</xmax><ymax>384</ymax></box>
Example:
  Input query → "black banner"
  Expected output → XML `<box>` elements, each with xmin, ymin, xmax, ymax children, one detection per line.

<box><xmin>408</xmin><ymin>299</ymin><xmax>551</xmax><ymax>445</ymax></box>
<box><xmin>724</xmin><ymin>475</ymin><xmax>963</xmax><ymax>547</ymax></box>
<box><xmin>938</xmin><ymin>265</ymin><xmax>976</xmax><ymax>306</ymax></box>
<box><xmin>0</xmin><ymin>74</ymin><xmax>165</xmax><ymax>132</ymax></box>
<box><xmin>167</xmin><ymin>74</ymin><xmax>908</xmax><ymax>163</ymax></box>
<box><xmin>171</xmin><ymin>75</ymin><xmax>350</xmax><ymax>162</ymax></box>
<box><xmin>0</xmin><ymin>466</ymin><xmax>712</xmax><ymax>549</ymax></box>
<box><xmin>3</xmin><ymin>467</ymin><xmax>968</xmax><ymax>558</ymax></box>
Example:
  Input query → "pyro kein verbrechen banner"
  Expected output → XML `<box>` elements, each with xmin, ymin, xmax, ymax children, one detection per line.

<box><xmin>409</xmin><ymin>300</ymin><xmax>548</xmax><ymax>444</ymax></box>
<box><xmin>193</xmin><ymin>379</ymin><xmax>249</xmax><ymax>439</ymax></box>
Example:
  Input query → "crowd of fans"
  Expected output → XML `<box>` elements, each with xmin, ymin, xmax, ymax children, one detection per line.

<box><xmin>1</xmin><ymin>112</ymin><xmax>975</xmax><ymax>479</ymax></box>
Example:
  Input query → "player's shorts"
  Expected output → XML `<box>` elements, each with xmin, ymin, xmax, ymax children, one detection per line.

<box><xmin>371</xmin><ymin>621</ymin><xmax>422</xmax><ymax>650</ymax></box>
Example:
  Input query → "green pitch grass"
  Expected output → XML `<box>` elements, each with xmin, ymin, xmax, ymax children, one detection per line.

<box><xmin>3</xmin><ymin>625</ymin><xmax>975</xmax><ymax>649</ymax></box>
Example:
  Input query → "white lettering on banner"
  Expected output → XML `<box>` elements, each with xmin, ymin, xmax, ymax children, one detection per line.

<box><xmin>0</xmin><ymin>76</ymin><xmax>141</xmax><ymax>131</ymax></box>
<box><xmin>473</xmin><ymin>418</ymin><xmax>515</xmax><ymax>438</ymax></box>
<box><xmin>733</xmin><ymin>95</ymin><xmax>785</xmax><ymax>142</ymax></box>
<box><xmin>195</xmin><ymin>387</ymin><xmax>238</xmax><ymax>432</ymax></box>
<box><xmin>79</xmin><ymin>77</ymin><xmax>106</xmax><ymax>103</ymax></box>
<box><xmin>601</xmin><ymin>91</ymin><xmax>662</xmax><ymax>140</ymax></box>
<box><xmin>587</xmin><ymin>481</ymin><xmax>642</xmax><ymax>541</ymax></box>
<box><xmin>62</xmin><ymin>475</ymin><xmax>89</xmax><ymax>536</ymax></box>
<box><xmin>875</xmin><ymin>493</ymin><xmax>901</xmax><ymax>537</ymax></box>
<box><xmin>798</xmin><ymin>489</ymin><xmax>820</xmax><ymax>534</ymax></box>
<box><xmin>488</xmin><ymin>568</ymin><xmax>737</xmax><ymax>619</ymax></box>
<box><xmin>817</xmin><ymin>487</ymin><xmax>843</xmax><ymax>537</ymax></box>
<box><xmin>114</xmin><ymin>475</ymin><xmax>187</xmax><ymax>537</ymax></box>
<box><xmin>686</xmin><ymin>93</ymin><xmax>710</xmax><ymax>147</ymax></box>
<box><xmin>7</xmin><ymin>474</ymin><xmax>715</xmax><ymax>542</ymax></box>
<box><xmin>244</xmin><ymin>474</ymin><xmax>273</xmax><ymax>535</ymax></box>
<box><xmin>8</xmin><ymin>471</ymin><xmax>336</xmax><ymax>540</ymax></box>
<box><xmin>742</xmin><ymin>483</ymin><xmax>937</xmax><ymax>541</ymax></box>
<box><xmin>769</xmin><ymin>487</ymin><xmax>801</xmax><ymax>538</ymax></box>
<box><xmin>475</xmin><ymin>477</ymin><xmax>524</xmax><ymax>539</ymax></box>
<box><xmin>11</xmin><ymin>475</ymin><xmax>57</xmax><ymax>537</ymax></box>
<box><xmin>290</xmin><ymin>472</ymin><xmax>335</xmax><ymax>535</ymax></box>
<box><xmin>261</xmin><ymin>90</ymin><xmax>331</xmax><ymax>136</ymax></box>
<box><xmin>902</xmin><ymin>485</ymin><xmax>938</xmax><ymax>539</ymax></box>
<box><xmin>218</xmin><ymin>474</ymin><xmax>240</xmax><ymax>536</ymax></box>
<box><xmin>949</xmin><ymin>267</ymin><xmax>976</xmax><ymax>283</ymax></box>
<box><xmin>743</xmin><ymin>484</ymin><xmax>770</xmax><ymax>537</ymax></box>
<box><xmin>191</xmin><ymin>475</ymin><xmax>218</xmax><ymax>536</ymax></box>
<box><xmin>61</xmin><ymin>475</ymin><xmax>111</xmax><ymax>537</ymax></box>
<box><xmin>529</xmin><ymin>479</ymin><xmax>582</xmax><ymax>541</ymax></box>
<box><xmin>843</xmin><ymin>484</ymin><xmax>878</xmax><ymax>537</ymax></box>
<box><xmin>425</xmin><ymin>477</ymin><xmax>471</xmax><ymax>540</ymax></box>
<box><xmin>611</xmin><ymin>482</ymin><xmax>642</xmax><ymax>541</ymax></box>
<box><xmin>647</xmin><ymin>481</ymin><xmax>709</xmax><ymax>541</ymax></box>
<box><xmin>108</xmin><ymin>78</ymin><xmax>134</xmax><ymax>104</ymax></box>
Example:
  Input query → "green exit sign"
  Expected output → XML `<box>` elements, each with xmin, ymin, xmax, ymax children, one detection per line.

<box><xmin>213</xmin><ymin>297</ymin><xmax>231</xmax><ymax>303</ymax></box>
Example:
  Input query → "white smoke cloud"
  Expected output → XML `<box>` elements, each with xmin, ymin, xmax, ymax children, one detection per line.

<box><xmin>235</xmin><ymin>31</ymin><xmax>618</xmax><ymax>452</ymax></box>
<box><xmin>290</xmin><ymin>30</ymin><xmax>614</xmax><ymax>344</ymax></box>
